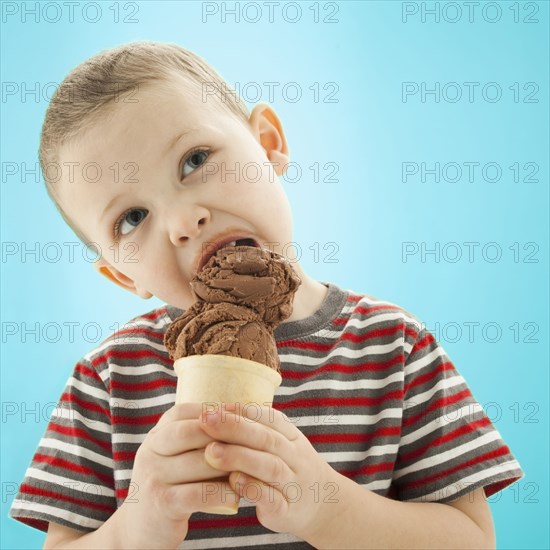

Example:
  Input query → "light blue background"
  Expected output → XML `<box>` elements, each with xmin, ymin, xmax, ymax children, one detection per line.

<box><xmin>1</xmin><ymin>1</ymin><xmax>548</xmax><ymax>548</ymax></box>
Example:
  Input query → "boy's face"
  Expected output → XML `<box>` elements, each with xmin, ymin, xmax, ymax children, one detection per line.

<box><xmin>56</xmin><ymin>73</ymin><xmax>294</xmax><ymax>309</ymax></box>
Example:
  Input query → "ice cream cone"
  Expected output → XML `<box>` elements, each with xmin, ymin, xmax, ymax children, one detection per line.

<box><xmin>173</xmin><ymin>354</ymin><xmax>282</xmax><ymax>514</ymax></box>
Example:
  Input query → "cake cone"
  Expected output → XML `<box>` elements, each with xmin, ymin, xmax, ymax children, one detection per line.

<box><xmin>173</xmin><ymin>354</ymin><xmax>282</xmax><ymax>514</ymax></box>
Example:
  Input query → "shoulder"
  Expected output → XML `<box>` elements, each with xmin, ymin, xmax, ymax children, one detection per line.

<box><xmin>338</xmin><ymin>286</ymin><xmax>426</xmax><ymax>353</ymax></box>
<box><xmin>78</xmin><ymin>303</ymin><xmax>177</xmax><ymax>379</ymax></box>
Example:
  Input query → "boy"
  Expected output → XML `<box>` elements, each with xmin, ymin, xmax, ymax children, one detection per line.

<box><xmin>10</xmin><ymin>41</ymin><xmax>523</xmax><ymax>549</ymax></box>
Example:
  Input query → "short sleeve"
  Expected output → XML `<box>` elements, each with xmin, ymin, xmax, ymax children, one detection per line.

<box><xmin>9</xmin><ymin>358</ymin><xmax>117</xmax><ymax>533</ymax></box>
<box><xmin>392</xmin><ymin>327</ymin><xmax>525</xmax><ymax>503</ymax></box>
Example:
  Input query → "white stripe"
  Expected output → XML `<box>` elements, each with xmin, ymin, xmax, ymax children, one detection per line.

<box><xmin>178</xmin><ymin>531</ymin><xmax>304</xmax><ymax>549</ymax></box>
<box><xmin>280</xmin><ymin>339</ymin><xmax>403</xmax><ymax>365</ymax></box>
<box><xmin>25</xmin><ymin>467</ymin><xmax>115</xmax><ymax>497</ymax></box>
<box><xmin>404</xmin><ymin>375</ymin><xmax>464</xmax><ymax>408</ymax></box>
<box><xmin>406</xmin><ymin>460</ymin><xmax>523</xmax><ymax>502</ymax></box>
<box><xmin>111</xmin><ymin>392</ymin><xmax>176</xmax><ymax>410</ymax></box>
<box><xmin>393</xmin><ymin>431</ymin><xmax>504</xmax><ymax>480</ymax></box>
<box><xmin>290</xmin><ymin>409</ymin><xmax>403</xmax><ymax>428</ymax></box>
<box><xmin>114</xmin><ymin>469</ymin><xmax>133</xmax><ymax>481</ymax></box>
<box><xmin>10</xmin><ymin>500</ymin><xmax>104</xmax><ymax>529</ymax></box>
<box><xmin>321</xmin><ymin>443</ymin><xmax>400</xmax><ymax>463</ymax></box>
<box><xmin>51</xmin><ymin>408</ymin><xmax>112</xmax><ymax>434</ymax></box>
<box><xmin>309</xmin><ymin>311</ymin><xmax>422</xmax><ymax>339</ymax></box>
<box><xmin>40</xmin><ymin>438</ymin><xmax>113</xmax><ymax>469</ymax></box>
<box><xmin>69</xmin><ymin>377</ymin><xmax>110</xmax><ymax>402</ymax></box>
<box><xmin>340</xmin><ymin>311</ymin><xmax>423</xmax><ymax>332</ymax></box>
<box><xmin>112</xmin><ymin>432</ymin><xmax>148</xmax><ymax>445</ymax></box>
<box><xmin>277</xmin><ymin>372</ymin><xmax>403</xmax><ymax>395</ymax></box>
<box><xmin>405</xmin><ymin>346</ymin><xmax>446</xmax><ymax>376</ymax></box>
<box><xmin>111</xmin><ymin>361</ymin><xmax>175</xmax><ymax>376</ymax></box>
<box><xmin>83</xmin><ymin>331</ymin><xmax>168</xmax><ymax>363</ymax></box>
<box><xmin>400</xmin><ymin>404</ymin><xmax>485</xmax><ymax>447</ymax></box>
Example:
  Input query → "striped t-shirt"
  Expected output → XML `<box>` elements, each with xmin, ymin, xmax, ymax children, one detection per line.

<box><xmin>10</xmin><ymin>281</ymin><xmax>524</xmax><ymax>548</ymax></box>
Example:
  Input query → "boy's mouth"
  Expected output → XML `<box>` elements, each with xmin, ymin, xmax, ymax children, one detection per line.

<box><xmin>196</xmin><ymin>236</ymin><xmax>260</xmax><ymax>273</ymax></box>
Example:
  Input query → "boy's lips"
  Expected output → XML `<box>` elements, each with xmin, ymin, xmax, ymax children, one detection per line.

<box><xmin>195</xmin><ymin>232</ymin><xmax>261</xmax><ymax>273</ymax></box>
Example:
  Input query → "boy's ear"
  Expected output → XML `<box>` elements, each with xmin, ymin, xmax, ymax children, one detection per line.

<box><xmin>248</xmin><ymin>103</ymin><xmax>289</xmax><ymax>174</ymax></box>
<box><xmin>94</xmin><ymin>257</ymin><xmax>153</xmax><ymax>299</ymax></box>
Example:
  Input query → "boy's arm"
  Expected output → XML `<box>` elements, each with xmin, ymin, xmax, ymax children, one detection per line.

<box><xmin>43</xmin><ymin>505</ymin><xmax>128</xmax><ymax>549</ymax></box>
<box><xmin>302</xmin><ymin>479</ymin><xmax>496</xmax><ymax>550</ymax></box>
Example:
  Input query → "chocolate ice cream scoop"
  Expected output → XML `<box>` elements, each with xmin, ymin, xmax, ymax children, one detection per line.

<box><xmin>191</xmin><ymin>245</ymin><xmax>301</xmax><ymax>327</ymax></box>
<box><xmin>164</xmin><ymin>245</ymin><xmax>301</xmax><ymax>372</ymax></box>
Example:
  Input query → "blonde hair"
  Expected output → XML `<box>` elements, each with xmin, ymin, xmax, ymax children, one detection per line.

<box><xmin>40</xmin><ymin>40</ymin><xmax>249</xmax><ymax>244</ymax></box>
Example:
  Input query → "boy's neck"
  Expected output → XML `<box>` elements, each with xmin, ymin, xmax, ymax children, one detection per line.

<box><xmin>285</xmin><ymin>263</ymin><xmax>329</xmax><ymax>323</ymax></box>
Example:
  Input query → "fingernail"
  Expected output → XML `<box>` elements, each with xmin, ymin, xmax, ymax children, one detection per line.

<box><xmin>203</xmin><ymin>411</ymin><xmax>219</xmax><ymax>425</ymax></box>
<box><xmin>233</xmin><ymin>472</ymin><xmax>245</xmax><ymax>488</ymax></box>
<box><xmin>209</xmin><ymin>442</ymin><xmax>224</xmax><ymax>458</ymax></box>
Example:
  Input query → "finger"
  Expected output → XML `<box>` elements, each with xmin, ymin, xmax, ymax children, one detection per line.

<box><xmin>153</xmin><ymin>402</ymin><xmax>211</xmax><ymax>431</ymax></box>
<box><xmin>208</xmin><ymin>403</ymin><xmax>300</xmax><ymax>441</ymax></box>
<box><xmin>199</xmin><ymin>410</ymin><xmax>295</xmax><ymax>466</ymax></box>
<box><xmin>229</xmin><ymin>472</ymin><xmax>289</xmax><ymax>524</ymax></box>
<box><xmin>149</xmin><ymin>419</ymin><xmax>215</xmax><ymax>456</ymax></box>
<box><xmin>157</xmin><ymin>448</ymin><xmax>230</xmax><ymax>484</ymax></box>
<box><xmin>204</xmin><ymin>442</ymin><xmax>294</xmax><ymax>487</ymax></box>
<box><xmin>162</xmin><ymin>480</ymin><xmax>240</xmax><ymax>520</ymax></box>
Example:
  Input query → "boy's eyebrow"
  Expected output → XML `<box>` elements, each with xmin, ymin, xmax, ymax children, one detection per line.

<box><xmin>98</xmin><ymin>128</ymin><xmax>200</xmax><ymax>224</ymax></box>
<box><xmin>100</xmin><ymin>193</ymin><xmax>125</xmax><ymax>224</ymax></box>
<box><xmin>163</xmin><ymin>128</ymin><xmax>199</xmax><ymax>157</ymax></box>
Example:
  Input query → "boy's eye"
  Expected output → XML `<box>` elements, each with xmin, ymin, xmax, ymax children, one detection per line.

<box><xmin>114</xmin><ymin>208</ymin><xmax>148</xmax><ymax>238</ymax></box>
<box><xmin>181</xmin><ymin>149</ymin><xmax>209</xmax><ymax>179</ymax></box>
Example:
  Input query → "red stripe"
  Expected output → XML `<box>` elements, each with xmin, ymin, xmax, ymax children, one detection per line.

<box><xmin>280</xmin><ymin>354</ymin><xmax>404</xmax><ymax>380</ymax></box>
<box><xmin>277</xmin><ymin>339</ymin><xmax>334</xmax><ymax>352</ymax></box>
<box><xmin>404</xmin><ymin>361</ymin><xmax>455</xmax><ymax>394</ymax></box>
<box><xmin>332</xmin><ymin>317</ymin><xmax>350</xmax><ymax>325</ymax></box>
<box><xmin>279</xmin><ymin>323</ymin><xmax>409</xmax><ymax>350</ymax></box>
<box><xmin>61</xmin><ymin>392</ymin><xmax>110</xmax><ymax>419</ymax></box>
<box><xmin>111</xmin><ymin>377</ymin><xmax>177</xmax><ymax>392</ymax></box>
<box><xmin>113</xmin><ymin>450</ymin><xmax>137</xmax><ymax>462</ymax></box>
<box><xmin>189</xmin><ymin>514</ymin><xmax>259</xmax><ymax>530</ymax></box>
<box><xmin>307</xmin><ymin>425</ymin><xmax>401</xmax><ymax>444</ymax></box>
<box><xmin>356</xmin><ymin>304</ymin><xmax>403</xmax><ymax>314</ymax></box>
<box><xmin>107</xmin><ymin>327</ymin><xmax>165</xmax><ymax>342</ymax></box>
<box><xmin>409</xmin><ymin>331</ymin><xmax>435</xmax><ymax>357</ymax></box>
<box><xmin>113</xmin><ymin>411</ymin><xmax>164</xmax><ymax>426</ymax></box>
<box><xmin>399</xmin><ymin>417</ymin><xmax>492</xmax><ymax>463</ymax></box>
<box><xmin>403</xmin><ymin>388</ymin><xmax>473</xmax><ymax>428</ymax></box>
<box><xmin>141</xmin><ymin>308</ymin><xmax>170</xmax><ymax>320</ymax></box>
<box><xmin>20</xmin><ymin>483</ymin><xmax>114</xmax><ymax>513</ymax></box>
<box><xmin>48</xmin><ymin>421</ymin><xmax>111</xmax><ymax>452</ymax></box>
<box><xmin>75</xmin><ymin>362</ymin><xmax>101</xmax><ymax>381</ymax></box>
<box><xmin>405</xmin><ymin>445</ymin><xmax>512</xmax><ymax>490</ymax></box>
<box><xmin>276</xmin><ymin>391</ymin><xmax>403</xmax><ymax>411</ymax></box>
<box><xmin>90</xmin><ymin>349</ymin><xmax>172</xmax><ymax>368</ymax></box>
<box><xmin>34</xmin><ymin>454</ymin><xmax>113</xmax><ymax>486</ymax></box>
<box><xmin>340</xmin><ymin>460</ymin><xmax>395</xmax><ymax>477</ymax></box>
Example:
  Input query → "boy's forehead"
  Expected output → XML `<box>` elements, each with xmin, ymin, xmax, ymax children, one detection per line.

<box><xmin>66</xmin><ymin>75</ymin><xmax>237</xmax><ymax>161</ymax></box>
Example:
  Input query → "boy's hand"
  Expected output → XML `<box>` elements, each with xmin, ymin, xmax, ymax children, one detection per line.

<box><xmin>121</xmin><ymin>403</ymin><xmax>239</xmax><ymax>549</ymax></box>
<box><xmin>199</xmin><ymin>403</ymin><xmax>339</xmax><ymax>540</ymax></box>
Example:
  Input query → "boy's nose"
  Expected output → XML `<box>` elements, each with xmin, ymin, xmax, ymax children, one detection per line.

<box><xmin>168</xmin><ymin>208</ymin><xmax>210</xmax><ymax>246</ymax></box>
